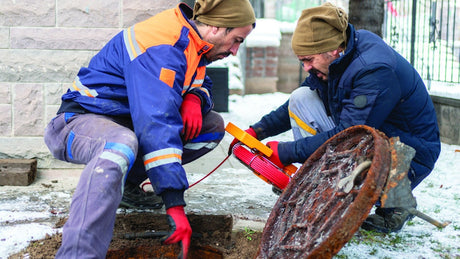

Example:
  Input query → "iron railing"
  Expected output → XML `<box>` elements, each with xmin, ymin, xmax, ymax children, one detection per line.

<box><xmin>383</xmin><ymin>0</ymin><xmax>460</xmax><ymax>87</ymax></box>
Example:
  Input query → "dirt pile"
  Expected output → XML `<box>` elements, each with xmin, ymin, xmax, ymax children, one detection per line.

<box><xmin>8</xmin><ymin>212</ymin><xmax>261</xmax><ymax>259</ymax></box>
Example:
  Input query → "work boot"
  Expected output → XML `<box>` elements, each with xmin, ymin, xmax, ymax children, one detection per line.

<box><xmin>361</xmin><ymin>207</ymin><xmax>414</xmax><ymax>233</ymax></box>
<box><xmin>119</xmin><ymin>181</ymin><xmax>164</xmax><ymax>210</ymax></box>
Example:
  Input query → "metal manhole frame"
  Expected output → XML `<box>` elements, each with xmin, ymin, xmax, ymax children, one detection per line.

<box><xmin>257</xmin><ymin>125</ymin><xmax>391</xmax><ymax>259</ymax></box>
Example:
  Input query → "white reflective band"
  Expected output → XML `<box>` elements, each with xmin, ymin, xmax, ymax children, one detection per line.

<box><xmin>191</xmin><ymin>78</ymin><xmax>204</xmax><ymax>86</ymax></box>
<box><xmin>100</xmin><ymin>151</ymin><xmax>129</xmax><ymax>193</ymax></box>
<box><xmin>123</xmin><ymin>27</ymin><xmax>142</xmax><ymax>61</ymax></box>
<box><xmin>100</xmin><ymin>151</ymin><xmax>128</xmax><ymax>175</ymax></box>
<box><xmin>181</xmin><ymin>85</ymin><xmax>190</xmax><ymax>96</ymax></box>
<box><xmin>184</xmin><ymin>142</ymin><xmax>217</xmax><ymax>150</ymax></box>
<box><xmin>144</xmin><ymin>148</ymin><xmax>182</xmax><ymax>171</ymax></box>
<box><xmin>72</xmin><ymin>76</ymin><xmax>99</xmax><ymax>97</ymax></box>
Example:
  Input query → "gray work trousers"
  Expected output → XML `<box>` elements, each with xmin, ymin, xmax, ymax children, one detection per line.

<box><xmin>44</xmin><ymin>111</ymin><xmax>224</xmax><ymax>258</ymax></box>
<box><xmin>288</xmin><ymin>87</ymin><xmax>430</xmax><ymax>189</ymax></box>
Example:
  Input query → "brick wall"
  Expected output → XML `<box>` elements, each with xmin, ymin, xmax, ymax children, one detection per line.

<box><xmin>277</xmin><ymin>31</ymin><xmax>309</xmax><ymax>93</ymax></box>
<box><xmin>244</xmin><ymin>29</ymin><xmax>308</xmax><ymax>95</ymax></box>
<box><xmin>0</xmin><ymin>0</ymin><xmax>179</xmax><ymax>168</ymax></box>
<box><xmin>245</xmin><ymin>46</ymin><xmax>279</xmax><ymax>94</ymax></box>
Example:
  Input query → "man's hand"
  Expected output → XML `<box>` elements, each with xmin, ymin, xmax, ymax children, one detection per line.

<box><xmin>228</xmin><ymin>127</ymin><xmax>257</xmax><ymax>154</ymax></box>
<box><xmin>266</xmin><ymin>141</ymin><xmax>284</xmax><ymax>168</ymax></box>
<box><xmin>162</xmin><ymin>206</ymin><xmax>192</xmax><ymax>258</ymax></box>
<box><xmin>180</xmin><ymin>93</ymin><xmax>202</xmax><ymax>141</ymax></box>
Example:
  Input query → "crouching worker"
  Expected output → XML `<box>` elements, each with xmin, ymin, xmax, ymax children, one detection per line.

<box><xmin>230</xmin><ymin>3</ymin><xmax>440</xmax><ymax>234</ymax></box>
<box><xmin>44</xmin><ymin>0</ymin><xmax>256</xmax><ymax>258</ymax></box>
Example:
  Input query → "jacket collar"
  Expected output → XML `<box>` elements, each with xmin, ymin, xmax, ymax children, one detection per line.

<box><xmin>177</xmin><ymin>3</ymin><xmax>214</xmax><ymax>63</ymax></box>
<box><xmin>329</xmin><ymin>24</ymin><xmax>357</xmax><ymax>75</ymax></box>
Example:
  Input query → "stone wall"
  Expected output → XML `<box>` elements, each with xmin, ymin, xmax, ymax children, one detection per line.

<box><xmin>0</xmin><ymin>0</ymin><xmax>179</xmax><ymax>169</ymax></box>
<box><xmin>432</xmin><ymin>96</ymin><xmax>460</xmax><ymax>145</ymax></box>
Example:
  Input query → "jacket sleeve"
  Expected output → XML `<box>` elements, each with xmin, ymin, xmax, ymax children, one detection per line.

<box><xmin>251</xmin><ymin>100</ymin><xmax>292</xmax><ymax>140</ymax></box>
<box><xmin>278</xmin><ymin>65</ymin><xmax>401</xmax><ymax>165</ymax></box>
<box><xmin>340</xmin><ymin>65</ymin><xmax>401</xmax><ymax>129</ymax></box>
<box><xmin>187</xmin><ymin>74</ymin><xmax>213</xmax><ymax>114</ymax></box>
<box><xmin>124</xmin><ymin>45</ymin><xmax>189</xmax><ymax>209</ymax></box>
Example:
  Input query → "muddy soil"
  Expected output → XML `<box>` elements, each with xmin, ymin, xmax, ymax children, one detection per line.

<box><xmin>8</xmin><ymin>212</ymin><xmax>262</xmax><ymax>259</ymax></box>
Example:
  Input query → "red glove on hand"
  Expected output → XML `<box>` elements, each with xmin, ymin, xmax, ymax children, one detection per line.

<box><xmin>228</xmin><ymin>127</ymin><xmax>258</xmax><ymax>155</ymax></box>
<box><xmin>180</xmin><ymin>94</ymin><xmax>202</xmax><ymax>141</ymax></box>
<box><xmin>266</xmin><ymin>141</ymin><xmax>284</xmax><ymax>169</ymax></box>
<box><xmin>162</xmin><ymin>206</ymin><xmax>192</xmax><ymax>258</ymax></box>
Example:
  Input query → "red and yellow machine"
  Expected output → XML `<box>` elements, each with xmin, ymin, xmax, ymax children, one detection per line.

<box><xmin>225</xmin><ymin>122</ymin><xmax>298</xmax><ymax>190</ymax></box>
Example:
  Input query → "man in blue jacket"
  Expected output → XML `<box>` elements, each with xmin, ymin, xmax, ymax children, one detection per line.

<box><xmin>231</xmin><ymin>3</ymin><xmax>440</xmax><ymax>233</ymax></box>
<box><xmin>44</xmin><ymin>0</ymin><xmax>256</xmax><ymax>258</ymax></box>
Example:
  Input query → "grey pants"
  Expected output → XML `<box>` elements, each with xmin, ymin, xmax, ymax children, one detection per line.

<box><xmin>288</xmin><ymin>87</ymin><xmax>335</xmax><ymax>139</ymax></box>
<box><xmin>44</xmin><ymin>111</ymin><xmax>224</xmax><ymax>258</ymax></box>
<box><xmin>288</xmin><ymin>87</ymin><xmax>429</xmax><ymax>189</ymax></box>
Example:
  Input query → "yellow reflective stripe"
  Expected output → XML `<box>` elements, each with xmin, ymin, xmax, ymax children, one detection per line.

<box><xmin>83</xmin><ymin>90</ymin><xmax>93</xmax><ymax>97</ymax></box>
<box><xmin>288</xmin><ymin>108</ymin><xmax>317</xmax><ymax>136</ymax></box>
<box><xmin>71</xmin><ymin>81</ymin><xmax>79</xmax><ymax>91</ymax></box>
<box><xmin>143</xmin><ymin>148</ymin><xmax>182</xmax><ymax>170</ymax></box>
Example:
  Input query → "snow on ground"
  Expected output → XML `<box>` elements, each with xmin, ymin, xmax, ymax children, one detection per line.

<box><xmin>0</xmin><ymin>92</ymin><xmax>459</xmax><ymax>258</ymax></box>
<box><xmin>222</xmin><ymin>93</ymin><xmax>460</xmax><ymax>259</ymax></box>
<box><xmin>1</xmin><ymin>17</ymin><xmax>459</xmax><ymax>259</ymax></box>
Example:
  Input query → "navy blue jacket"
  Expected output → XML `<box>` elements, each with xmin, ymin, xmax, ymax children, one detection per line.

<box><xmin>252</xmin><ymin>25</ymin><xmax>440</xmax><ymax>180</ymax></box>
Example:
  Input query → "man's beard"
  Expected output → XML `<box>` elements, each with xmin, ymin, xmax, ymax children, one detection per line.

<box><xmin>209</xmin><ymin>52</ymin><xmax>231</xmax><ymax>62</ymax></box>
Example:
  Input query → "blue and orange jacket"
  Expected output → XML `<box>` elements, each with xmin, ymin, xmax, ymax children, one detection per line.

<box><xmin>58</xmin><ymin>3</ymin><xmax>215</xmax><ymax>207</ymax></box>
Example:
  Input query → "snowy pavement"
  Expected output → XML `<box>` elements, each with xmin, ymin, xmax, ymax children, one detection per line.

<box><xmin>1</xmin><ymin>93</ymin><xmax>459</xmax><ymax>258</ymax></box>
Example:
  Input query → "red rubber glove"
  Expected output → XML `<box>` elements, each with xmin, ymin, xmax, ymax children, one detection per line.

<box><xmin>162</xmin><ymin>206</ymin><xmax>192</xmax><ymax>258</ymax></box>
<box><xmin>266</xmin><ymin>141</ymin><xmax>284</xmax><ymax>169</ymax></box>
<box><xmin>228</xmin><ymin>127</ymin><xmax>258</xmax><ymax>155</ymax></box>
<box><xmin>180</xmin><ymin>93</ymin><xmax>202</xmax><ymax>141</ymax></box>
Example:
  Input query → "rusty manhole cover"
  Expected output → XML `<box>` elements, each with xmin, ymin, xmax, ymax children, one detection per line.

<box><xmin>257</xmin><ymin>125</ymin><xmax>391</xmax><ymax>258</ymax></box>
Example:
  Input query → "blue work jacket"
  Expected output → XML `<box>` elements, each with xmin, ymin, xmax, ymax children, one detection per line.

<box><xmin>252</xmin><ymin>25</ymin><xmax>440</xmax><ymax>179</ymax></box>
<box><xmin>58</xmin><ymin>3</ymin><xmax>215</xmax><ymax>207</ymax></box>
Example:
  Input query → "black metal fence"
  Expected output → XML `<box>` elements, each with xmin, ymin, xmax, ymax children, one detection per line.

<box><xmin>383</xmin><ymin>0</ymin><xmax>460</xmax><ymax>86</ymax></box>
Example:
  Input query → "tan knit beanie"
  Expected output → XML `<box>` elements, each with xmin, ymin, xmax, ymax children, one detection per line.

<box><xmin>292</xmin><ymin>2</ymin><xmax>348</xmax><ymax>56</ymax></box>
<box><xmin>192</xmin><ymin>0</ymin><xmax>256</xmax><ymax>28</ymax></box>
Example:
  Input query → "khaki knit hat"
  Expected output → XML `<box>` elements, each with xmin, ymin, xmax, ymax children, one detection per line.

<box><xmin>292</xmin><ymin>2</ymin><xmax>348</xmax><ymax>56</ymax></box>
<box><xmin>192</xmin><ymin>0</ymin><xmax>256</xmax><ymax>28</ymax></box>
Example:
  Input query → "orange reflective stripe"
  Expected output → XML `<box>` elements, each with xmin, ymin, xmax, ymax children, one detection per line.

<box><xmin>143</xmin><ymin>148</ymin><xmax>182</xmax><ymax>170</ymax></box>
<box><xmin>72</xmin><ymin>81</ymin><xmax>80</xmax><ymax>90</ymax></box>
<box><xmin>160</xmin><ymin>68</ymin><xmax>176</xmax><ymax>88</ymax></box>
<box><xmin>84</xmin><ymin>89</ymin><xmax>95</xmax><ymax>98</ymax></box>
<box><xmin>197</xmin><ymin>87</ymin><xmax>210</xmax><ymax>97</ymax></box>
<box><xmin>144</xmin><ymin>153</ymin><xmax>181</xmax><ymax>165</ymax></box>
<box><xmin>71</xmin><ymin>79</ymin><xmax>98</xmax><ymax>97</ymax></box>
